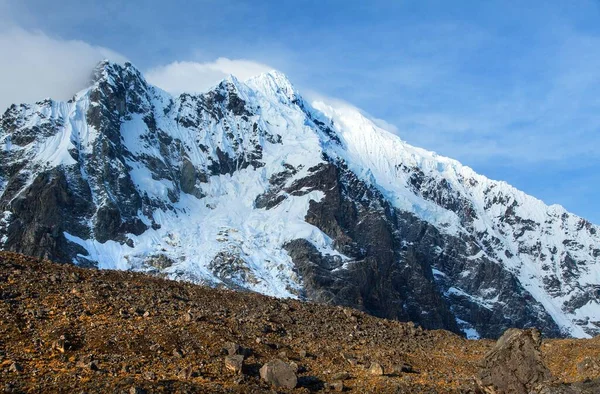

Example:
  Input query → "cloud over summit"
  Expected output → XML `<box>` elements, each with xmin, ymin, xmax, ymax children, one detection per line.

<box><xmin>145</xmin><ymin>58</ymin><xmax>273</xmax><ymax>95</ymax></box>
<box><xmin>0</xmin><ymin>26</ymin><xmax>126</xmax><ymax>111</ymax></box>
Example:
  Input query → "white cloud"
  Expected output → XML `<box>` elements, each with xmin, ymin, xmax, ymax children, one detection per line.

<box><xmin>304</xmin><ymin>89</ymin><xmax>401</xmax><ymax>135</ymax></box>
<box><xmin>369</xmin><ymin>116</ymin><xmax>400</xmax><ymax>134</ymax></box>
<box><xmin>145</xmin><ymin>58</ymin><xmax>273</xmax><ymax>95</ymax></box>
<box><xmin>0</xmin><ymin>26</ymin><xmax>127</xmax><ymax>112</ymax></box>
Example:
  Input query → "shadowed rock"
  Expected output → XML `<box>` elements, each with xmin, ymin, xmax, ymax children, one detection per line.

<box><xmin>259</xmin><ymin>359</ymin><xmax>297</xmax><ymax>389</ymax></box>
<box><xmin>478</xmin><ymin>328</ymin><xmax>551</xmax><ymax>393</ymax></box>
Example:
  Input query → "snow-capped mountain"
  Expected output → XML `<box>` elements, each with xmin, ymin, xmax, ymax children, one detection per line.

<box><xmin>1</xmin><ymin>61</ymin><xmax>599</xmax><ymax>339</ymax></box>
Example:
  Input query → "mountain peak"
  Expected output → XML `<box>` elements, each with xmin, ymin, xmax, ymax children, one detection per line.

<box><xmin>3</xmin><ymin>57</ymin><xmax>600</xmax><ymax>340</ymax></box>
<box><xmin>91</xmin><ymin>60</ymin><xmax>145</xmax><ymax>87</ymax></box>
<box><xmin>218</xmin><ymin>73</ymin><xmax>246</xmax><ymax>93</ymax></box>
<box><xmin>246</xmin><ymin>69</ymin><xmax>299</xmax><ymax>103</ymax></box>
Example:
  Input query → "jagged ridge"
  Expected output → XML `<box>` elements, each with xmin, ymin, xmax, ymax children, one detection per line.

<box><xmin>1</xmin><ymin>60</ymin><xmax>599</xmax><ymax>338</ymax></box>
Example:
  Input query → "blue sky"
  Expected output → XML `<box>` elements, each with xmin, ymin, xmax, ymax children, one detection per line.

<box><xmin>1</xmin><ymin>0</ymin><xmax>600</xmax><ymax>222</ymax></box>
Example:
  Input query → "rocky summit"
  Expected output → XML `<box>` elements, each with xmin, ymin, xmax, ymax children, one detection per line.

<box><xmin>1</xmin><ymin>252</ymin><xmax>599</xmax><ymax>393</ymax></box>
<box><xmin>1</xmin><ymin>61</ymin><xmax>600</xmax><ymax>339</ymax></box>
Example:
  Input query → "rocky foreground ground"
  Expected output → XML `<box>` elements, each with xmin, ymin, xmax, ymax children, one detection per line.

<box><xmin>0</xmin><ymin>252</ymin><xmax>599</xmax><ymax>393</ymax></box>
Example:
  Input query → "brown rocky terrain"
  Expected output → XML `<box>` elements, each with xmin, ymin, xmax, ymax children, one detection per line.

<box><xmin>0</xmin><ymin>251</ymin><xmax>599</xmax><ymax>393</ymax></box>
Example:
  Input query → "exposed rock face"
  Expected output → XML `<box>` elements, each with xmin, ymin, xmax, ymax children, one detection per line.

<box><xmin>0</xmin><ymin>168</ymin><xmax>92</xmax><ymax>262</ymax></box>
<box><xmin>478</xmin><ymin>328</ymin><xmax>551</xmax><ymax>393</ymax></box>
<box><xmin>283</xmin><ymin>163</ymin><xmax>460</xmax><ymax>333</ymax></box>
<box><xmin>2</xmin><ymin>61</ymin><xmax>600</xmax><ymax>338</ymax></box>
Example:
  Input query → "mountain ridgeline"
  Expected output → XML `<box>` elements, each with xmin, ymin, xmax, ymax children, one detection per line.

<box><xmin>1</xmin><ymin>61</ymin><xmax>599</xmax><ymax>339</ymax></box>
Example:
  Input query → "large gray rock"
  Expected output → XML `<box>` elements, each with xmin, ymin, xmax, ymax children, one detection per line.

<box><xmin>259</xmin><ymin>359</ymin><xmax>297</xmax><ymax>389</ymax></box>
<box><xmin>478</xmin><ymin>328</ymin><xmax>551</xmax><ymax>393</ymax></box>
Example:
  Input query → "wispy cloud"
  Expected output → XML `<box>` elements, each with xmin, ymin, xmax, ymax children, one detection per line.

<box><xmin>145</xmin><ymin>58</ymin><xmax>273</xmax><ymax>95</ymax></box>
<box><xmin>0</xmin><ymin>24</ymin><xmax>126</xmax><ymax>111</ymax></box>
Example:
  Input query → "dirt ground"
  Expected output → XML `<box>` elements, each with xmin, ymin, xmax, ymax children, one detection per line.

<box><xmin>0</xmin><ymin>252</ymin><xmax>598</xmax><ymax>393</ymax></box>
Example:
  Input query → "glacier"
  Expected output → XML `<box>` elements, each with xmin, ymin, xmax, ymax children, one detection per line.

<box><xmin>1</xmin><ymin>60</ymin><xmax>599</xmax><ymax>338</ymax></box>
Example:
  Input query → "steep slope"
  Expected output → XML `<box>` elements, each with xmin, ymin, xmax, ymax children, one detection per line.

<box><xmin>0</xmin><ymin>61</ymin><xmax>599</xmax><ymax>339</ymax></box>
<box><xmin>2</xmin><ymin>252</ymin><xmax>600</xmax><ymax>393</ymax></box>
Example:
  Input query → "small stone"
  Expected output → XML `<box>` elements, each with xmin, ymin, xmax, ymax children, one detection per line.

<box><xmin>225</xmin><ymin>355</ymin><xmax>244</xmax><ymax>374</ymax></box>
<box><xmin>393</xmin><ymin>363</ymin><xmax>414</xmax><ymax>374</ymax></box>
<box><xmin>53</xmin><ymin>335</ymin><xmax>66</xmax><ymax>353</ymax></box>
<box><xmin>173</xmin><ymin>348</ymin><xmax>184</xmax><ymax>358</ymax></box>
<box><xmin>260</xmin><ymin>359</ymin><xmax>297</xmax><ymax>389</ymax></box>
<box><xmin>368</xmin><ymin>362</ymin><xmax>384</xmax><ymax>376</ymax></box>
<box><xmin>341</xmin><ymin>352</ymin><xmax>358</xmax><ymax>366</ymax></box>
<box><xmin>143</xmin><ymin>371</ymin><xmax>155</xmax><ymax>381</ymax></box>
<box><xmin>330</xmin><ymin>381</ymin><xmax>344</xmax><ymax>392</ymax></box>
<box><xmin>223</xmin><ymin>342</ymin><xmax>250</xmax><ymax>357</ymax></box>
<box><xmin>183</xmin><ymin>312</ymin><xmax>193</xmax><ymax>322</ymax></box>
<box><xmin>223</xmin><ymin>342</ymin><xmax>241</xmax><ymax>356</ymax></box>
<box><xmin>298</xmin><ymin>349</ymin><xmax>307</xmax><ymax>358</ymax></box>
<box><xmin>149</xmin><ymin>343</ymin><xmax>161</xmax><ymax>352</ymax></box>
<box><xmin>332</xmin><ymin>372</ymin><xmax>350</xmax><ymax>381</ymax></box>
<box><xmin>143</xmin><ymin>311</ymin><xmax>150</xmax><ymax>318</ymax></box>
<box><xmin>130</xmin><ymin>387</ymin><xmax>145</xmax><ymax>394</ymax></box>
<box><xmin>233</xmin><ymin>375</ymin><xmax>245</xmax><ymax>385</ymax></box>
<box><xmin>178</xmin><ymin>366</ymin><xmax>194</xmax><ymax>380</ymax></box>
<box><xmin>9</xmin><ymin>362</ymin><xmax>22</xmax><ymax>373</ymax></box>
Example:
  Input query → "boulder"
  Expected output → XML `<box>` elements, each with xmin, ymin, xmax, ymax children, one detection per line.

<box><xmin>259</xmin><ymin>359</ymin><xmax>297</xmax><ymax>389</ymax></box>
<box><xmin>478</xmin><ymin>328</ymin><xmax>551</xmax><ymax>394</ymax></box>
